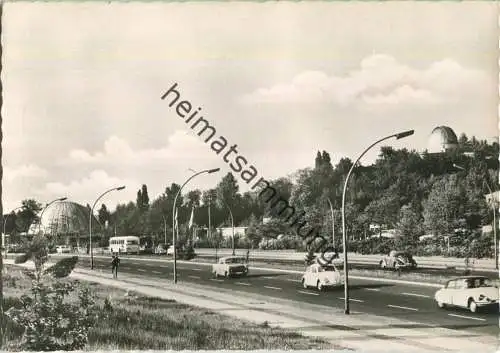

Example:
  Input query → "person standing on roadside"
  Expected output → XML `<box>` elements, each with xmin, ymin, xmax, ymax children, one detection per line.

<box><xmin>111</xmin><ymin>253</ymin><xmax>121</xmax><ymax>279</ymax></box>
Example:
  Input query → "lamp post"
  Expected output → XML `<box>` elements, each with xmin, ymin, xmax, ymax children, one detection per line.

<box><xmin>453</xmin><ymin>163</ymin><xmax>498</xmax><ymax>270</ymax></box>
<box><xmin>162</xmin><ymin>215</ymin><xmax>167</xmax><ymax>246</ymax></box>
<box><xmin>172</xmin><ymin>168</ymin><xmax>220</xmax><ymax>283</ymax></box>
<box><xmin>90</xmin><ymin>186</ymin><xmax>125</xmax><ymax>269</ymax></box>
<box><xmin>342</xmin><ymin>130</ymin><xmax>414</xmax><ymax>314</ymax></box>
<box><xmin>220</xmin><ymin>199</ymin><xmax>235</xmax><ymax>255</ymax></box>
<box><xmin>38</xmin><ymin>197</ymin><xmax>68</xmax><ymax>235</ymax></box>
<box><xmin>326</xmin><ymin>197</ymin><xmax>335</xmax><ymax>248</ymax></box>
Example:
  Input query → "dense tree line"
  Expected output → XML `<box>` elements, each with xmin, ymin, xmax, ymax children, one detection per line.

<box><xmin>5</xmin><ymin>133</ymin><xmax>499</xmax><ymax>257</ymax></box>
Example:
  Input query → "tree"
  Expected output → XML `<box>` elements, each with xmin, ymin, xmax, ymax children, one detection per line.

<box><xmin>97</xmin><ymin>204</ymin><xmax>111</xmax><ymax>226</ymax></box>
<box><xmin>136</xmin><ymin>184</ymin><xmax>150</xmax><ymax>212</ymax></box>
<box><xmin>396</xmin><ymin>204</ymin><xmax>423</xmax><ymax>249</ymax></box>
<box><xmin>216</xmin><ymin>173</ymin><xmax>239</xmax><ymax>208</ymax></box>
<box><xmin>14</xmin><ymin>199</ymin><xmax>42</xmax><ymax>233</ymax></box>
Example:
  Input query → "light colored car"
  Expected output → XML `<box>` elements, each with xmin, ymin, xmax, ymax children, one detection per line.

<box><xmin>212</xmin><ymin>256</ymin><xmax>249</xmax><ymax>278</ymax></box>
<box><xmin>56</xmin><ymin>245</ymin><xmax>72</xmax><ymax>254</ymax></box>
<box><xmin>434</xmin><ymin>276</ymin><xmax>499</xmax><ymax>313</ymax></box>
<box><xmin>380</xmin><ymin>250</ymin><xmax>417</xmax><ymax>270</ymax></box>
<box><xmin>166</xmin><ymin>245</ymin><xmax>175</xmax><ymax>256</ymax></box>
<box><xmin>302</xmin><ymin>263</ymin><xmax>343</xmax><ymax>291</ymax></box>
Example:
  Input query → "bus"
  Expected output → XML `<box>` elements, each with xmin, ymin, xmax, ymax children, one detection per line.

<box><xmin>109</xmin><ymin>236</ymin><xmax>140</xmax><ymax>255</ymax></box>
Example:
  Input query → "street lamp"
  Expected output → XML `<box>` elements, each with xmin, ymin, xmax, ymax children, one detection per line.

<box><xmin>341</xmin><ymin>130</ymin><xmax>414</xmax><ymax>314</ymax></box>
<box><xmin>220</xmin><ymin>199</ymin><xmax>235</xmax><ymax>255</ymax></box>
<box><xmin>172</xmin><ymin>168</ymin><xmax>220</xmax><ymax>283</ymax></box>
<box><xmin>326</xmin><ymin>197</ymin><xmax>335</xmax><ymax>248</ymax></box>
<box><xmin>38</xmin><ymin>197</ymin><xmax>68</xmax><ymax>235</ymax></box>
<box><xmin>89</xmin><ymin>186</ymin><xmax>125</xmax><ymax>269</ymax></box>
<box><xmin>453</xmin><ymin>163</ymin><xmax>498</xmax><ymax>270</ymax></box>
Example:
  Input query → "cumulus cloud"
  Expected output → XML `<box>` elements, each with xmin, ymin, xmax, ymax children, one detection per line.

<box><xmin>68</xmin><ymin>130</ymin><xmax>213</xmax><ymax>166</ymax></box>
<box><xmin>4</xmin><ymin>164</ymin><xmax>49</xmax><ymax>182</ymax></box>
<box><xmin>240</xmin><ymin>54</ymin><xmax>487</xmax><ymax>109</ymax></box>
<box><xmin>43</xmin><ymin>170</ymin><xmax>139</xmax><ymax>210</ymax></box>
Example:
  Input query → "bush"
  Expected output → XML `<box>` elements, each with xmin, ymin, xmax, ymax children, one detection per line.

<box><xmin>181</xmin><ymin>245</ymin><xmax>196</xmax><ymax>261</ymax></box>
<box><xmin>6</xmin><ymin>281</ymin><xmax>97</xmax><ymax>351</ymax></box>
<box><xmin>5</xmin><ymin>235</ymin><xmax>98</xmax><ymax>351</ymax></box>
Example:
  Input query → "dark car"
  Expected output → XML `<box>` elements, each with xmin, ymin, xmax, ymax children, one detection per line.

<box><xmin>380</xmin><ymin>250</ymin><xmax>417</xmax><ymax>270</ymax></box>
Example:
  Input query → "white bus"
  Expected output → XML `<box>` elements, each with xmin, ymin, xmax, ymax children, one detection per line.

<box><xmin>109</xmin><ymin>236</ymin><xmax>140</xmax><ymax>255</ymax></box>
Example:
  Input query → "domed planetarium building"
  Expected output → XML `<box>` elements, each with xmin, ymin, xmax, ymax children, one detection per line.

<box><xmin>427</xmin><ymin>126</ymin><xmax>459</xmax><ymax>153</ymax></box>
<box><xmin>28</xmin><ymin>201</ymin><xmax>101</xmax><ymax>247</ymax></box>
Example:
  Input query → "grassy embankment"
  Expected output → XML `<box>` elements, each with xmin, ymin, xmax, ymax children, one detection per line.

<box><xmin>2</xmin><ymin>265</ymin><xmax>339</xmax><ymax>351</ymax></box>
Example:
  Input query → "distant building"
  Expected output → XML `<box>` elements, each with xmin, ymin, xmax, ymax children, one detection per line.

<box><xmin>427</xmin><ymin>126</ymin><xmax>458</xmax><ymax>153</ymax></box>
<box><xmin>27</xmin><ymin>201</ymin><xmax>100</xmax><ymax>247</ymax></box>
<box><xmin>216</xmin><ymin>226</ymin><xmax>248</xmax><ymax>239</ymax></box>
<box><xmin>485</xmin><ymin>191</ymin><xmax>500</xmax><ymax>205</ymax></box>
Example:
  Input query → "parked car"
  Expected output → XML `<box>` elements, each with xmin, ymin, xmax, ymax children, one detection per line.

<box><xmin>379</xmin><ymin>250</ymin><xmax>417</xmax><ymax>270</ymax></box>
<box><xmin>434</xmin><ymin>276</ymin><xmax>499</xmax><ymax>313</ymax></box>
<box><xmin>154</xmin><ymin>244</ymin><xmax>167</xmax><ymax>255</ymax></box>
<box><xmin>167</xmin><ymin>245</ymin><xmax>175</xmax><ymax>256</ymax></box>
<box><xmin>212</xmin><ymin>256</ymin><xmax>248</xmax><ymax>278</ymax></box>
<box><xmin>56</xmin><ymin>245</ymin><xmax>72</xmax><ymax>254</ymax></box>
<box><xmin>301</xmin><ymin>262</ymin><xmax>343</xmax><ymax>291</ymax></box>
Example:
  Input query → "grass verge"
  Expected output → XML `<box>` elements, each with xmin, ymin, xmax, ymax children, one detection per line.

<box><xmin>2</xmin><ymin>265</ymin><xmax>340</xmax><ymax>350</ymax></box>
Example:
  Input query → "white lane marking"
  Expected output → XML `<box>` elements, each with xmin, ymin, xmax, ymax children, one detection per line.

<box><xmin>210</xmin><ymin>279</ymin><xmax>224</xmax><ymax>282</ymax></box>
<box><xmin>236</xmin><ymin>282</ymin><xmax>251</xmax><ymax>286</ymax></box>
<box><xmin>262</xmin><ymin>276</ymin><xmax>275</xmax><ymax>279</ymax></box>
<box><xmin>364</xmin><ymin>288</ymin><xmax>380</xmax><ymax>292</ymax></box>
<box><xmin>188</xmin><ymin>275</ymin><xmax>200</xmax><ymax>279</ymax></box>
<box><xmin>177</xmin><ymin>267</ymin><xmax>186</xmax><ymax>270</ymax></box>
<box><xmin>388</xmin><ymin>304</ymin><xmax>419</xmax><ymax>311</ymax></box>
<box><xmin>264</xmin><ymin>286</ymin><xmax>282</xmax><ymax>290</ymax></box>
<box><xmin>448</xmin><ymin>314</ymin><xmax>486</xmax><ymax>321</ymax></box>
<box><xmin>338</xmin><ymin>297</ymin><xmax>364</xmax><ymax>303</ymax></box>
<box><xmin>402</xmin><ymin>292</ymin><xmax>431</xmax><ymax>298</ymax></box>
<box><xmin>298</xmin><ymin>291</ymin><xmax>320</xmax><ymax>296</ymax></box>
<box><xmin>192</xmin><ymin>268</ymin><xmax>203</xmax><ymax>271</ymax></box>
<box><xmin>152</xmin><ymin>270</ymin><xmax>161</xmax><ymax>274</ymax></box>
<box><xmin>159</xmin><ymin>265</ymin><xmax>169</xmax><ymax>268</ymax></box>
<box><xmin>138</xmin><ymin>269</ymin><xmax>146</xmax><ymax>272</ymax></box>
<box><xmin>286</xmin><ymin>279</ymin><xmax>302</xmax><ymax>283</ymax></box>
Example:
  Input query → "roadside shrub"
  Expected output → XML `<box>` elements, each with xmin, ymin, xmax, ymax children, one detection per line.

<box><xmin>6</xmin><ymin>235</ymin><xmax>98</xmax><ymax>351</ymax></box>
<box><xmin>181</xmin><ymin>245</ymin><xmax>196</xmax><ymax>261</ymax></box>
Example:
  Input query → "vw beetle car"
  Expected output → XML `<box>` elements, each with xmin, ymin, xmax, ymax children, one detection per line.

<box><xmin>380</xmin><ymin>250</ymin><xmax>417</xmax><ymax>270</ymax></box>
<box><xmin>301</xmin><ymin>262</ymin><xmax>343</xmax><ymax>291</ymax></box>
<box><xmin>434</xmin><ymin>276</ymin><xmax>499</xmax><ymax>313</ymax></box>
<box><xmin>212</xmin><ymin>256</ymin><xmax>249</xmax><ymax>278</ymax></box>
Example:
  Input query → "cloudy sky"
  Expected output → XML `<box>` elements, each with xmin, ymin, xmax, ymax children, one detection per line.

<box><xmin>2</xmin><ymin>1</ymin><xmax>497</xmax><ymax>213</ymax></box>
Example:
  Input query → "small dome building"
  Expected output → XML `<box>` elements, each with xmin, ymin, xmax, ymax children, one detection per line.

<box><xmin>28</xmin><ymin>201</ymin><xmax>100</xmax><ymax>247</ymax></box>
<box><xmin>427</xmin><ymin>126</ymin><xmax>458</xmax><ymax>153</ymax></box>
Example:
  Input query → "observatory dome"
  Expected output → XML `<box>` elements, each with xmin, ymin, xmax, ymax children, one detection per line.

<box><xmin>427</xmin><ymin>126</ymin><xmax>458</xmax><ymax>153</ymax></box>
<box><xmin>29</xmin><ymin>201</ymin><xmax>99</xmax><ymax>236</ymax></box>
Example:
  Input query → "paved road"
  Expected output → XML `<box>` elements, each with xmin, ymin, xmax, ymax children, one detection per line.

<box><xmin>73</xmin><ymin>255</ymin><xmax>499</xmax><ymax>337</ymax></box>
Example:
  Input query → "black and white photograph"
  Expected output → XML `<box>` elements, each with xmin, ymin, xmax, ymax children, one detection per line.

<box><xmin>0</xmin><ymin>1</ymin><xmax>498</xmax><ymax>352</ymax></box>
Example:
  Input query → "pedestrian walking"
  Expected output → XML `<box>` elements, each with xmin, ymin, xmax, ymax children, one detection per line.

<box><xmin>111</xmin><ymin>253</ymin><xmax>121</xmax><ymax>279</ymax></box>
<box><xmin>246</xmin><ymin>249</ymin><xmax>250</xmax><ymax>263</ymax></box>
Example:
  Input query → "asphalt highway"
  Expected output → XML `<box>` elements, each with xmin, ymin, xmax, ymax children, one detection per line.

<box><xmin>72</xmin><ymin>255</ymin><xmax>499</xmax><ymax>337</ymax></box>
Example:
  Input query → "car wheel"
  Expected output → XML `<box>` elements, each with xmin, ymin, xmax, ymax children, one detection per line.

<box><xmin>380</xmin><ymin>260</ymin><xmax>386</xmax><ymax>269</ymax></box>
<box><xmin>224</xmin><ymin>271</ymin><xmax>229</xmax><ymax>278</ymax></box>
<box><xmin>468</xmin><ymin>299</ymin><xmax>478</xmax><ymax>313</ymax></box>
<box><xmin>213</xmin><ymin>270</ymin><xmax>218</xmax><ymax>278</ymax></box>
<box><xmin>317</xmin><ymin>280</ymin><xmax>323</xmax><ymax>292</ymax></box>
<box><xmin>302</xmin><ymin>278</ymin><xmax>307</xmax><ymax>289</ymax></box>
<box><xmin>436</xmin><ymin>300</ymin><xmax>446</xmax><ymax>309</ymax></box>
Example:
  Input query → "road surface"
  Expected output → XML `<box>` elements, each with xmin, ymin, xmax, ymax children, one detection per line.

<box><xmin>73</xmin><ymin>255</ymin><xmax>499</xmax><ymax>337</ymax></box>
